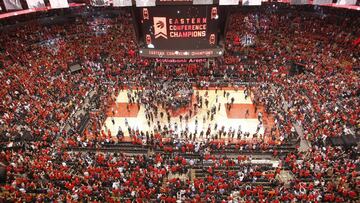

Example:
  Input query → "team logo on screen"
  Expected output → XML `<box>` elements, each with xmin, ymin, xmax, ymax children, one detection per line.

<box><xmin>143</xmin><ymin>8</ymin><xmax>149</xmax><ymax>20</ymax></box>
<box><xmin>153</xmin><ymin>17</ymin><xmax>168</xmax><ymax>39</ymax></box>
<box><xmin>211</xmin><ymin>7</ymin><xmax>218</xmax><ymax>19</ymax></box>
<box><xmin>209</xmin><ymin>34</ymin><xmax>216</xmax><ymax>45</ymax></box>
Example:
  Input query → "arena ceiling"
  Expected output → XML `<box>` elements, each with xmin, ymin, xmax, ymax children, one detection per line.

<box><xmin>0</xmin><ymin>0</ymin><xmax>359</xmax><ymax>20</ymax></box>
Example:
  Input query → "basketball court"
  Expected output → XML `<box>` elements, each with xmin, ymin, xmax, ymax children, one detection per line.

<box><xmin>102</xmin><ymin>86</ymin><xmax>276</xmax><ymax>143</ymax></box>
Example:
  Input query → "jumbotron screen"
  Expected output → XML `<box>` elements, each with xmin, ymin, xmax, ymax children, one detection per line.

<box><xmin>139</xmin><ymin>6</ymin><xmax>219</xmax><ymax>50</ymax></box>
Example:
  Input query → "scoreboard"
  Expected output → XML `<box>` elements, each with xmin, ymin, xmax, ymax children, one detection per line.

<box><xmin>137</xmin><ymin>5</ymin><xmax>222</xmax><ymax>58</ymax></box>
<box><xmin>139</xmin><ymin>6</ymin><xmax>219</xmax><ymax>50</ymax></box>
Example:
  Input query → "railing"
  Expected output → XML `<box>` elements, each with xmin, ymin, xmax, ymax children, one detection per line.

<box><xmin>121</xmin><ymin>77</ymin><xmax>262</xmax><ymax>87</ymax></box>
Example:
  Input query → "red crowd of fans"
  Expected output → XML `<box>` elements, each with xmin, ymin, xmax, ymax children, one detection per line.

<box><xmin>0</xmin><ymin>5</ymin><xmax>359</xmax><ymax>202</ymax></box>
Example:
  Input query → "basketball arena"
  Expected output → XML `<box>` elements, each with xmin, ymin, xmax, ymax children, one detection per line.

<box><xmin>0</xmin><ymin>0</ymin><xmax>359</xmax><ymax>202</ymax></box>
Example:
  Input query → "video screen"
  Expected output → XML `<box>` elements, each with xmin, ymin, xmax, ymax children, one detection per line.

<box><xmin>138</xmin><ymin>6</ymin><xmax>219</xmax><ymax>50</ymax></box>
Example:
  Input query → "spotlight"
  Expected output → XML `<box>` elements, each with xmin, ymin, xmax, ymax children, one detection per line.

<box><xmin>139</xmin><ymin>50</ymin><xmax>143</xmax><ymax>54</ymax></box>
<box><xmin>175</xmin><ymin>51</ymin><xmax>179</xmax><ymax>55</ymax></box>
<box><xmin>147</xmin><ymin>44</ymin><xmax>154</xmax><ymax>48</ymax></box>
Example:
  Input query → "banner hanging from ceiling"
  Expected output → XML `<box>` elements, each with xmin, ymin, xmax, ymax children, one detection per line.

<box><xmin>113</xmin><ymin>0</ymin><xmax>132</xmax><ymax>6</ymax></box>
<box><xmin>290</xmin><ymin>0</ymin><xmax>308</xmax><ymax>4</ymax></box>
<box><xmin>336</xmin><ymin>0</ymin><xmax>356</xmax><ymax>5</ymax></box>
<box><xmin>26</xmin><ymin>0</ymin><xmax>46</xmax><ymax>9</ymax></box>
<box><xmin>49</xmin><ymin>0</ymin><xmax>69</xmax><ymax>8</ymax></box>
<box><xmin>219</xmin><ymin>0</ymin><xmax>239</xmax><ymax>5</ymax></box>
<box><xmin>90</xmin><ymin>0</ymin><xmax>111</xmax><ymax>6</ymax></box>
<box><xmin>136</xmin><ymin>0</ymin><xmax>156</xmax><ymax>7</ymax></box>
<box><xmin>242</xmin><ymin>0</ymin><xmax>261</xmax><ymax>6</ymax></box>
<box><xmin>4</xmin><ymin>0</ymin><xmax>23</xmax><ymax>10</ymax></box>
<box><xmin>313</xmin><ymin>0</ymin><xmax>332</xmax><ymax>4</ymax></box>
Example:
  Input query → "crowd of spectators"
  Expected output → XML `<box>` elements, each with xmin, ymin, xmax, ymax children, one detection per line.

<box><xmin>225</xmin><ymin>7</ymin><xmax>359</xmax><ymax>142</ymax></box>
<box><xmin>0</xmin><ymin>5</ymin><xmax>359</xmax><ymax>202</ymax></box>
<box><xmin>1</xmin><ymin>141</ymin><xmax>358</xmax><ymax>202</ymax></box>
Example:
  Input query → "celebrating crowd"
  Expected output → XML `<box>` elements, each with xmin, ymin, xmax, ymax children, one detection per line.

<box><xmin>139</xmin><ymin>78</ymin><xmax>194</xmax><ymax>113</ymax></box>
<box><xmin>0</xmin><ymin>5</ymin><xmax>359</xmax><ymax>202</ymax></box>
